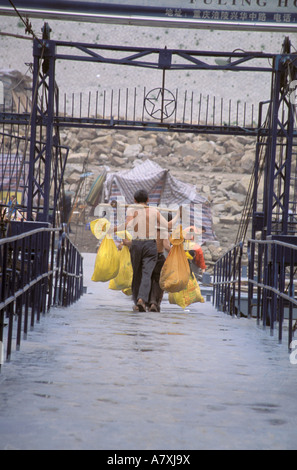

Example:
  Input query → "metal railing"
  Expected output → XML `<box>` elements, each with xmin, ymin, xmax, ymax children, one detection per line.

<box><xmin>54</xmin><ymin>230</ymin><xmax>84</xmax><ymax>307</ymax></box>
<box><xmin>213</xmin><ymin>242</ymin><xmax>244</xmax><ymax>318</ymax></box>
<box><xmin>0</xmin><ymin>225</ymin><xmax>83</xmax><ymax>366</ymax></box>
<box><xmin>213</xmin><ymin>238</ymin><xmax>297</xmax><ymax>350</ymax></box>
<box><xmin>248</xmin><ymin>238</ymin><xmax>297</xmax><ymax>349</ymax></box>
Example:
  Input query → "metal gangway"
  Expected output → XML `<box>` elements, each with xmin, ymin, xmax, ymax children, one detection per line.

<box><xmin>0</xmin><ymin>6</ymin><xmax>296</xmax><ymax>365</ymax></box>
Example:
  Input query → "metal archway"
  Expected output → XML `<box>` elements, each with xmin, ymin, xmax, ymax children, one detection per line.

<box><xmin>0</xmin><ymin>25</ymin><xmax>297</xmax><ymax>244</ymax></box>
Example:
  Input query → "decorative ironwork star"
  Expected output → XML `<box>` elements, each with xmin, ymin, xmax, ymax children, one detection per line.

<box><xmin>144</xmin><ymin>87</ymin><xmax>176</xmax><ymax>121</ymax></box>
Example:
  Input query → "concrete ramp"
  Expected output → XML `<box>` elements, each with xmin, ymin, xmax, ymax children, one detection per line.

<box><xmin>0</xmin><ymin>253</ymin><xmax>297</xmax><ymax>450</ymax></box>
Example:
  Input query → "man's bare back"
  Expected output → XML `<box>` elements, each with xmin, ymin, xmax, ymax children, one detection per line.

<box><xmin>126</xmin><ymin>204</ymin><xmax>178</xmax><ymax>240</ymax></box>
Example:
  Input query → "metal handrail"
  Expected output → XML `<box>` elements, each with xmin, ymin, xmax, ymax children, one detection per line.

<box><xmin>213</xmin><ymin>241</ymin><xmax>243</xmax><ymax>317</ymax></box>
<box><xmin>248</xmin><ymin>238</ymin><xmax>297</xmax><ymax>349</ymax></box>
<box><xmin>214</xmin><ymin>237</ymin><xmax>297</xmax><ymax>351</ymax></box>
<box><xmin>0</xmin><ymin>225</ymin><xmax>84</xmax><ymax>367</ymax></box>
<box><xmin>0</xmin><ymin>227</ymin><xmax>60</xmax><ymax>245</ymax></box>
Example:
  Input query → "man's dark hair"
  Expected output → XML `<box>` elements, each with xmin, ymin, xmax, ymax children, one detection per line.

<box><xmin>134</xmin><ymin>189</ymin><xmax>149</xmax><ymax>203</ymax></box>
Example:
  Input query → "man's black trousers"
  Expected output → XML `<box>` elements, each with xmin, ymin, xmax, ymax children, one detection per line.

<box><xmin>129</xmin><ymin>239</ymin><xmax>158</xmax><ymax>305</ymax></box>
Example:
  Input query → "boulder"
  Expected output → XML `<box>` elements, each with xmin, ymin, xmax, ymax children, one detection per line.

<box><xmin>240</xmin><ymin>151</ymin><xmax>255</xmax><ymax>173</ymax></box>
<box><xmin>123</xmin><ymin>144</ymin><xmax>143</xmax><ymax>159</ymax></box>
<box><xmin>77</xmin><ymin>128</ymin><xmax>97</xmax><ymax>140</ymax></box>
<box><xmin>224</xmin><ymin>200</ymin><xmax>242</xmax><ymax>215</ymax></box>
<box><xmin>111</xmin><ymin>156</ymin><xmax>127</xmax><ymax>166</ymax></box>
<box><xmin>67</xmin><ymin>152</ymin><xmax>89</xmax><ymax>164</ymax></box>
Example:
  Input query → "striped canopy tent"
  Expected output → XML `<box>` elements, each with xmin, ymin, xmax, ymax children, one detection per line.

<box><xmin>103</xmin><ymin>159</ymin><xmax>216</xmax><ymax>242</ymax></box>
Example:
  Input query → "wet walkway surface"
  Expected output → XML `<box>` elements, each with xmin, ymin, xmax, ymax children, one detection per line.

<box><xmin>1</xmin><ymin>253</ymin><xmax>297</xmax><ymax>450</ymax></box>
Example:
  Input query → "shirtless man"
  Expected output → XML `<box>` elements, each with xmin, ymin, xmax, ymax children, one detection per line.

<box><xmin>148</xmin><ymin>229</ymin><xmax>171</xmax><ymax>312</ymax></box>
<box><xmin>112</xmin><ymin>189</ymin><xmax>180</xmax><ymax>312</ymax></box>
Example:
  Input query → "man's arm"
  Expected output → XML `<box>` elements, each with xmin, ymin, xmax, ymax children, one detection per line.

<box><xmin>109</xmin><ymin>208</ymin><xmax>136</xmax><ymax>234</ymax></box>
<box><xmin>157</xmin><ymin>207</ymin><xmax>182</xmax><ymax>230</ymax></box>
<box><xmin>163</xmin><ymin>238</ymin><xmax>171</xmax><ymax>252</ymax></box>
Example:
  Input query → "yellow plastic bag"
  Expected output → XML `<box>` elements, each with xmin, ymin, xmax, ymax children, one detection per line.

<box><xmin>159</xmin><ymin>225</ymin><xmax>190</xmax><ymax>293</ymax></box>
<box><xmin>169</xmin><ymin>274</ymin><xmax>205</xmax><ymax>309</ymax></box>
<box><xmin>108</xmin><ymin>245</ymin><xmax>133</xmax><ymax>290</ymax></box>
<box><xmin>115</xmin><ymin>230</ymin><xmax>132</xmax><ymax>241</ymax></box>
<box><xmin>108</xmin><ymin>278</ymin><xmax>119</xmax><ymax>290</ymax></box>
<box><xmin>91</xmin><ymin>235</ymin><xmax>120</xmax><ymax>282</ymax></box>
<box><xmin>122</xmin><ymin>287</ymin><xmax>132</xmax><ymax>296</ymax></box>
<box><xmin>109</xmin><ymin>278</ymin><xmax>133</xmax><ymax>296</ymax></box>
<box><xmin>90</xmin><ymin>218</ymin><xmax>111</xmax><ymax>240</ymax></box>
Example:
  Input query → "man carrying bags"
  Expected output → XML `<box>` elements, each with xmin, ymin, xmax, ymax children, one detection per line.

<box><xmin>111</xmin><ymin>189</ymin><xmax>181</xmax><ymax>312</ymax></box>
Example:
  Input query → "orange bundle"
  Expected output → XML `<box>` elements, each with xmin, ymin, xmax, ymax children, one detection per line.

<box><xmin>159</xmin><ymin>225</ymin><xmax>190</xmax><ymax>293</ymax></box>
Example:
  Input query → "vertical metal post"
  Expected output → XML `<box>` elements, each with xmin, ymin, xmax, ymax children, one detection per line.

<box><xmin>42</xmin><ymin>41</ymin><xmax>56</xmax><ymax>222</ymax></box>
<box><xmin>288</xmin><ymin>249</ymin><xmax>295</xmax><ymax>350</ymax></box>
<box><xmin>238</xmin><ymin>243</ymin><xmax>242</xmax><ymax>317</ymax></box>
<box><xmin>257</xmin><ymin>242</ymin><xmax>263</xmax><ymax>325</ymax></box>
<box><xmin>27</xmin><ymin>39</ymin><xmax>41</xmax><ymax>221</ymax></box>
<box><xmin>264</xmin><ymin>57</ymin><xmax>282</xmax><ymax>238</ymax></box>
<box><xmin>232</xmin><ymin>246</ymin><xmax>236</xmax><ymax>317</ymax></box>
<box><xmin>271</xmin><ymin>243</ymin><xmax>278</xmax><ymax>336</ymax></box>
<box><xmin>213</xmin><ymin>263</ymin><xmax>216</xmax><ymax>308</ymax></box>
<box><xmin>28</xmin><ymin>30</ymin><xmax>56</xmax><ymax>223</ymax></box>
<box><xmin>278</xmin><ymin>243</ymin><xmax>285</xmax><ymax>344</ymax></box>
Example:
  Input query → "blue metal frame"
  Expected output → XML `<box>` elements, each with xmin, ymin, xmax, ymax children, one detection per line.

<box><xmin>9</xmin><ymin>33</ymin><xmax>295</xmax><ymax>224</ymax></box>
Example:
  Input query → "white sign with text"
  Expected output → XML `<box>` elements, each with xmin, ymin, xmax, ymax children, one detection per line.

<box><xmin>0</xmin><ymin>0</ymin><xmax>296</xmax><ymax>31</ymax></box>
